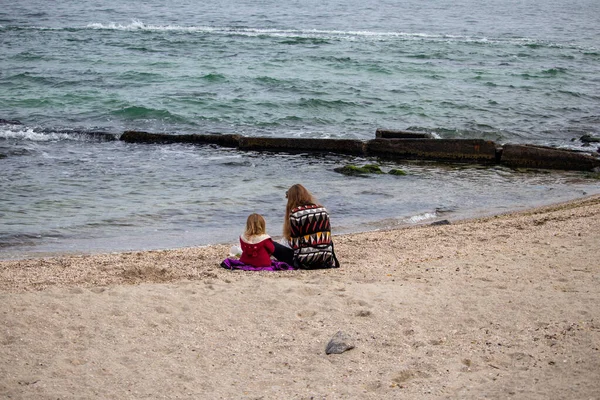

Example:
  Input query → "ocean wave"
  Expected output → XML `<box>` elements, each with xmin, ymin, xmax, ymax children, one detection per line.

<box><xmin>298</xmin><ymin>98</ymin><xmax>358</xmax><ymax>109</ymax></box>
<box><xmin>201</xmin><ymin>73</ymin><xmax>227</xmax><ymax>82</ymax></box>
<box><xmin>405</xmin><ymin>212</ymin><xmax>438</xmax><ymax>224</ymax></box>
<box><xmin>6</xmin><ymin>20</ymin><xmax>595</xmax><ymax>52</ymax></box>
<box><xmin>5</xmin><ymin>72</ymin><xmax>56</xmax><ymax>85</ymax></box>
<box><xmin>0</xmin><ymin>233</ymin><xmax>43</xmax><ymax>249</ymax></box>
<box><xmin>110</xmin><ymin>106</ymin><xmax>186</xmax><ymax>122</ymax></box>
<box><xmin>542</xmin><ymin>67</ymin><xmax>569</xmax><ymax>75</ymax></box>
<box><xmin>0</xmin><ymin>127</ymin><xmax>72</xmax><ymax>142</ymax></box>
<box><xmin>280</xmin><ymin>37</ymin><xmax>331</xmax><ymax>45</ymax></box>
<box><xmin>0</xmin><ymin>126</ymin><xmax>117</xmax><ymax>142</ymax></box>
<box><xmin>78</xmin><ymin>20</ymin><xmax>588</xmax><ymax>48</ymax></box>
<box><xmin>396</xmin><ymin>126</ymin><xmax>509</xmax><ymax>142</ymax></box>
<box><xmin>119</xmin><ymin>71</ymin><xmax>165</xmax><ymax>81</ymax></box>
<box><xmin>514</xmin><ymin>69</ymin><xmax>570</xmax><ymax>80</ymax></box>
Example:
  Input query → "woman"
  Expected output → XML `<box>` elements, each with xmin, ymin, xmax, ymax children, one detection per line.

<box><xmin>272</xmin><ymin>184</ymin><xmax>340</xmax><ymax>269</ymax></box>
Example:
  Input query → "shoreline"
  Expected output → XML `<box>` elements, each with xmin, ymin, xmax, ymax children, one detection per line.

<box><xmin>2</xmin><ymin>188</ymin><xmax>598</xmax><ymax>263</ymax></box>
<box><xmin>1</xmin><ymin>194</ymin><xmax>599</xmax><ymax>292</ymax></box>
<box><xmin>1</xmin><ymin>194</ymin><xmax>600</xmax><ymax>398</ymax></box>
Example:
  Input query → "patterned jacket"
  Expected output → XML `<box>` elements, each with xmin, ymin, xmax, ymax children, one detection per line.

<box><xmin>289</xmin><ymin>204</ymin><xmax>339</xmax><ymax>269</ymax></box>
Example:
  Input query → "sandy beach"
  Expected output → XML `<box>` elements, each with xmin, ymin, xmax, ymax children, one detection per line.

<box><xmin>1</xmin><ymin>195</ymin><xmax>599</xmax><ymax>399</ymax></box>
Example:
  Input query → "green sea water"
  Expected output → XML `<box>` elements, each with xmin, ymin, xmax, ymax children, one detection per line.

<box><xmin>1</xmin><ymin>0</ymin><xmax>599</xmax><ymax>257</ymax></box>
<box><xmin>2</xmin><ymin>0</ymin><xmax>599</xmax><ymax>141</ymax></box>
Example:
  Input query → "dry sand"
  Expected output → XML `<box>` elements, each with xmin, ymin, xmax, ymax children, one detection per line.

<box><xmin>1</xmin><ymin>195</ymin><xmax>600</xmax><ymax>399</ymax></box>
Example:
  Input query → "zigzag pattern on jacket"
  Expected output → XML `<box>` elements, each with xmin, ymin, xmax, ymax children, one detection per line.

<box><xmin>296</xmin><ymin>245</ymin><xmax>335</xmax><ymax>268</ymax></box>
<box><xmin>289</xmin><ymin>205</ymin><xmax>332</xmax><ymax>247</ymax></box>
<box><xmin>289</xmin><ymin>204</ymin><xmax>336</xmax><ymax>268</ymax></box>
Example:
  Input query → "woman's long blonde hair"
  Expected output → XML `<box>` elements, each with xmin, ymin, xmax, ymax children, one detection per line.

<box><xmin>283</xmin><ymin>184</ymin><xmax>317</xmax><ymax>239</ymax></box>
<box><xmin>245</xmin><ymin>213</ymin><xmax>267</xmax><ymax>237</ymax></box>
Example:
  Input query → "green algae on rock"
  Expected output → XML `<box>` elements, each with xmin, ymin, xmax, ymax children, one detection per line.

<box><xmin>334</xmin><ymin>164</ymin><xmax>384</xmax><ymax>176</ymax></box>
<box><xmin>388</xmin><ymin>169</ymin><xmax>407</xmax><ymax>176</ymax></box>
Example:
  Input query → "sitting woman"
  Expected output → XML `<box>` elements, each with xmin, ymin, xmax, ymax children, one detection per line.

<box><xmin>272</xmin><ymin>184</ymin><xmax>340</xmax><ymax>269</ymax></box>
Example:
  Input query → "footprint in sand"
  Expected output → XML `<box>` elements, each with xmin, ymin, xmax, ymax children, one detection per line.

<box><xmin>296</xmin><ymin>310</ymin><xmax>317</xmax><ymax>318</ymax></box>
<box><xmin>391</xmin><ymin>370</ymin><xmax>415</xmax><ymax>385</ymax></box>
<box><xmin>155</xmin><ymin>306</ymin><xmax>170</xmax><ymax>314</ymax></box>
<box><xmin>299</xmin><ymin>287</ymin><xmax>321</xmax><ymax>296</ymax></box>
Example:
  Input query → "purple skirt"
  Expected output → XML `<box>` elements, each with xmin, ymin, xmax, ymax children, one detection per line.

<box><xmin>220</xmin><ymin>258</ymin><xmax>295</xmax><ymax>271</ymax></box>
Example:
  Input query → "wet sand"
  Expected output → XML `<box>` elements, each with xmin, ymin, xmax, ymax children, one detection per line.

<box><xmin>1</xmin><ymin>195</ymin><xmax>600</xmax><ymax>399</ymax></box>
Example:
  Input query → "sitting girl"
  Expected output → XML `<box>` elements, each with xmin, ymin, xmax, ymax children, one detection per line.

<box><xmin>239</xmin><ymin>213</ymin><xmax>275</xmax><ymax>268</ymax></box>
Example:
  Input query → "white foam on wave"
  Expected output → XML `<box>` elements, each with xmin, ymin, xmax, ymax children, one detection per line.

<box><xmin>14</xmin><ymin>21</ymin><xmax>597</xmax><ymax>51</ymax></box>
<box><xmin>0</xmin><ymin>127</ymin><xmax>72</xmax><ymax>142</ymax></box>
<box><xmin>85</xmin><ymin>20</ymin><xmax>437</xmax><ymax>40</ymax></box>
<box><xmin>83</xmin><ymin>19</ymin><xmax>557</xmax><ymax>46</ymax></box>
<box><xmin>405</xmin><ymin>212</ymin><xmax>438</xmax><ymax>224</ymax></box>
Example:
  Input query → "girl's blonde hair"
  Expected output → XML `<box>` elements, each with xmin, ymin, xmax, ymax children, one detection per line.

<box><xmin>283</xmin><ymin>184</ymin><xmax>317</xmax><ymax>239</ymax></box>
<box><xmin>245</xmin><ymin>213</ymin><xmax>267</xmax><ymax>237</ymax></box>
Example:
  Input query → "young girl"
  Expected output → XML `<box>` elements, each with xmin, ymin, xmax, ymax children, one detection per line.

<box><xmin>239</xmin><ymin>213</ymin><xmax>275</xmax><ymax>268</ymax></box>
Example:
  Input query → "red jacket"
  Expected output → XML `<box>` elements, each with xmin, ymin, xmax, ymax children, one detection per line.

<box><xmin>239</xmin><ymin>234</ymin><xmax>275</xmax><ymax>268</ymax></box>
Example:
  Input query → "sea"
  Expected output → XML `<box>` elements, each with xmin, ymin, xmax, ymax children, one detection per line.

<box><xmin>1</xmin><ymin>0</ymin><xmax>599</xmax><ymax>259</ymax></box>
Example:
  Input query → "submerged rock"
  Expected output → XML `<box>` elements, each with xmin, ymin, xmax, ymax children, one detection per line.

<box><xmin>326</xmin><ymin>331</ymin><xmax>355</xmax><ymax>355</ymax></box>
<box><xmin>580</xmin><ymin>134</ymin><xmax>600</xmax><ymax>144</ymax></box>
<box><xmin>376</xmin><ymin>129</ymin><xmax>433</xmax><ymax>139</ymax></box>
<box><xmin>334</xmin><ymin>164</ymin><xmax>384</xmax><ymax>176</ymax></box>
<box><xmin>0</xmin><ymin>118</ymin><xmax>22</xmax><ymax>125</ymax></box>
<box><xmin>239</xmin><ymin>136</ymin><xmax>365</xmax><ymax>155</ymax></box>
<box><xmin>367</xmin><ymin>138</ymin><xmax>498</xmax><ymax>163</ymax></box>
<box><xmin>388</xmin><ymin>168</ymin><xmax>407</xmax><ymax>176</ymax></box>
<box><xmin>335</xmin><ymin>164</ymin><xmax>408</xmax><ymax>177</ymax></box>
<box><xmin>583</xmin><ymin>172</ymin><xmax>600</xmax><ymax>180</ymax></box>
<box><xmin>501</xmin><ymin>144</ymin><xmax>600</xmax><ymax>171</ymax></box>
<box><xmin>120</xmin><ymin>130</ymin><xmax>241</xmax><ymax>148</ymax></box>
<box><xmin>118</xmin><ymin>129</ymin><xmax>600</xmax><ymax>171</ymax></box>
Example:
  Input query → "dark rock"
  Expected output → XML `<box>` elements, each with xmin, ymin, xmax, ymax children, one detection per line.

<box><xmin>326</xmin><ymin>331</ymin><xmax>355</xmax><ymax>355</ymax></box>
<box><xmin>118</xmin><ymin>130</ymin><xmax>600</xmax><ymax>172</ymax></box>
<box><xmin>120</xmin><ymin>131</ymin><xmax>241</xmax><ymax>148</ymax></box>
<box><xmin>360</xmin><ymin>164</ymin><xmax>382</xmax><ymax>173</ymax></box>
<box><xmin>580</xmin><ymin>134</ymin><xmax>600</xmax><ymax>143</ymax></box>
<box><xmin>388</xmin><ymin>169</ymin><xmax>407</xmax><ymax>176</ymax></box>
<box><xmin>238</xmin><ymin>136</ymin><xmax>365</xmax><ymax>155</ymax></box>
<box><xmin>431</xmin><ymin>219</ymin><xmax>451</xmax><ymax>226</ymax></box>
<box><xmin>367</xmin><ymin>138</ymin><xmax>497</xmax><ymax>163</ymax></box>
<box><xmin>583</xmin><ymin>172</ymin><xmax>600</xmax><ymax>180</ymax></box>
<box><xmin>501</xmin><ymin>144</ymin><xmax>600</xmax><ymax>171</ymax></box>
<box><xmin>334</xmin><ymin>164</ymin><xmax>384</xmax><ymax>176</ymax></box>
<box><xmin>0</xmin><ymin>118</ymin><xmax>22</xmax><ymax>125</ymax></box>
<box><xmin>376</xmin><ymin>129</ymin><xmax>433</xmax><ymax>139</ymax></box>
